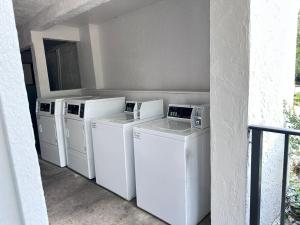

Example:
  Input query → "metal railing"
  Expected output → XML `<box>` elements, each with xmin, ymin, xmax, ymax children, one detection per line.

<box><xmin>248</xmin><ymin>125</ymin><xmax>300</xmax><ymax>225</ymax></box>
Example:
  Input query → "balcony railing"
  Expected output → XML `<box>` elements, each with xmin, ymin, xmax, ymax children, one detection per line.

<box><xmin>248</xmin><ymin>125</ymin><xmax>300</xmax><ymax>225</ymax></box>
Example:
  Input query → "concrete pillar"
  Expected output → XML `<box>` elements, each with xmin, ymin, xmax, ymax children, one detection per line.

<box><xmin>211</xmin><ymin>0</ymin><xmax>298</xmax><ymax>224</ymax></box>
<box><xmin>210</xmin><ymin>0</ymin><xmax>250</xmax><ymax>224</ymax></box>
<box><xmin>0</xmin><ymin>0</ymin><xmax>48</xmax><ymax>224</ymax></box>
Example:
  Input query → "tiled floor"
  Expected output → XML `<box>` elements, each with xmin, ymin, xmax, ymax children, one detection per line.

<box><xmin>40</xmin><ymin>160</ymin><xmax>211</xmax><ymax>225</ymax></box>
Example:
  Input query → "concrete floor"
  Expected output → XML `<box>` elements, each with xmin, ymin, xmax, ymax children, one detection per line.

<box><xmin>40</xmin><ymin>160</ymin><xmax>211</xmax><ymax>225</ymax></box>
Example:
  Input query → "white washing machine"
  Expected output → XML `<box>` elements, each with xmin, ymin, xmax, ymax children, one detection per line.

<box><xmin>36</xmin><ymin>96</ymin><xmax>90</xmax><ymax>167</ymax></box>
<box><xmin>64</xmin><ymin>96</ymin><xmax>125</xmax><ymax>179</ymax></box>
<box><xmin>133</xmin><ymin>104</ymin><xmax>210</xmax><ymax>225</ymax></box>
<box><xmin>91</xmin><ymin>99</ymin><xmax>164</xmax><ymax>200</ymax></box>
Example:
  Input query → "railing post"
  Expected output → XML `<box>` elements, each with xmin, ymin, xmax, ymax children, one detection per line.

<box><xmin>280</xmin><ymin>134</ymin><xmax>289</xmax><ymax>225</ymax></box>
<box><xmin>250</xmin><ymin>128</ymin><xmax>263</xmax><ymax>225</ymax></box>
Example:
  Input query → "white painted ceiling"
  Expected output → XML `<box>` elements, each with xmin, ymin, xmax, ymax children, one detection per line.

<box><xmin>62</xmin><ymin>0</ymin><xmax>162</xmax><ymax>27</ymax></box>
<box><xmin>12</xmin><ymin>0</ymin><xmax>57</xmax><ymax>27</ymax></box>
<box><xmin>12</xmin><ymin>0</ymin><xmax>162</xmax><ymax>29</ymax></box>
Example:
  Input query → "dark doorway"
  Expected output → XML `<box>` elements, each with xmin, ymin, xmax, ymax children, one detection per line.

<box><xmin>21</xmin><ymin>48</ymin><xmax>40</xmax><ymax>154</ymax></box>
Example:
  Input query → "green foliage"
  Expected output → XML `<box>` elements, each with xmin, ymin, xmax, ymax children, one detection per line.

<box><xmin>294</xmin><ymin>93</ymin><xmax>300</xmax><ymax>106</ymax></box>
<box><xmin>284</xmin><ymin>106</ymin><xmax>300</xmax><ymax>222</ymax></box>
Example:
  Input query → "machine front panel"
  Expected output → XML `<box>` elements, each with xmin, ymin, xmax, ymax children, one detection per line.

<box><xmin>92</xmin><ymin>123</ymin><xmax>130</xmax><ymax>199</ymax></box>
<box><xmin>38</xmin><ymin>116</ymin><xmax>57</xmax><ymax>145</ymax></box>
<box><xmin>65</xmin><ymin>119</ymin><xmax>86</xmax><ymax>154</ymax></box>
<box><xmin>134</xmin><ymin>131</ymin><xmax>186</xmax><ymax>225</ymax></box>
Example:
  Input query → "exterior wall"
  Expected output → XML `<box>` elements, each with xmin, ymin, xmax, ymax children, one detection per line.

<box><xmin>31</xmin><ymin>25</ymin><xmax>83</xmax><ymax>98</ymax></box>
<box><xmin>0</xmin><ymin>0</ymin><xmax>48</xmax><ymax>224</ymax></box>
<box><xmin>97</xmin><ymin>0</ymin><xmax>210</xmax><ymax>90</ymax></box>
<box><xmin>210</xmin><ymin>0</ymin><xmax>250</xmax><ymax>224</ymax></box>
<box><xmin>248</xmin><ymin>1</ymin><xmax>298</xmax><ymax>224</ymax></box>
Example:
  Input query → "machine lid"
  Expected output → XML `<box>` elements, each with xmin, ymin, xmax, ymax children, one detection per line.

<box><xmin>150</xmin><ymin>118</ymin><xmax>191</xmax><ymax>132</ymax></box>
<box><xmin>133</xmin><ymin>118</ymin><xmax>207</xmax><ymax>141</ymax></box>
<box><xmin>96</xmin><ymin>113</ymin><xmax>136</xmax><ymax>125</ymax></box>
<box><xmin>133</xmin><ymin>118</ymin><xmax>200</xmax><ymax>138</ymax></box>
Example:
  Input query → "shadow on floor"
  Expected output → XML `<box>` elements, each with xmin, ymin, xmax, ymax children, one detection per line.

<box><xmin>40</xmin><ymin>160</ymin><xmax>211</xmax><ymax>225</ymax></box>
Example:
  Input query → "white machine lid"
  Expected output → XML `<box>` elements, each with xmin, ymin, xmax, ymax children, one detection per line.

<box><xmin>106</xmin><ymin>113</ymin><xmax>135</xmax><ymax>124</ymax></box>
<box><xmin>93</xmin><ymin>112</ymin><xmax>137</xmax><ymax>126</ymax></box>
<box><xmin>134</xmin><ymin>118</ymin><xmax>204</xmax><ymax>140</ymax></box>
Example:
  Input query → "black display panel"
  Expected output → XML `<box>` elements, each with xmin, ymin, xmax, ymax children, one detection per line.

<box><xmin>80</xmin><ymin>104</ymin><xmax>85</xmax><ymax>118</ymax></box>
<box><xmin>125</xmin><ymin>103</ymin><xmax>135</xmax><ymax>112</ymax></box>
<box><xmin>168</xmin><ymin>106</ymin><xmax>193</xmax><ymax>119</ymax></box>
<box><xmin>51</xmin><ymin>102</ymin><xmax>55</xmax><ymax>115</ymax></box>
<box><xmin>67</xmin><ymin>104</ymin><xmax>79</xmax><ymax>115</ymax></box>
<box><xmin>40</xmin><ymin>103</ymin><xmax>50</xmax><ymax>112</ymax></box>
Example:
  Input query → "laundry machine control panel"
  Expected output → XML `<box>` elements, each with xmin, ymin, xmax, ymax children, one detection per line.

<box><xmin>125</xmin><ymin>101</ymin><xmax>141</xmax><ymax>119</ymax></box>
<box><xmin>167</xmin><ymin>105</ymin><xmax>193</xmax><ymax>120</ymax></box>
<box><xmin>67</xmin><ymin>104</ymin><xmax>80</xmax><ymax>115</ymax></box>
<box><xmin>125</xmin><ymin>102</ymin><xmax>136</xmax><ymax>113</ymax></box>
<box><xmin>40</xmin><ymin>102</ymin><xmax>50</xmax><ymax>112</ymax></box>
<box><xmin>167</xmin><ymin>104</ymin><xmax>210</xmax><ymax>129</ymax></box>
<box><xmin>191</xmin><ymin>105</ymin><xmax>210</xmax><ymax>129</ymax></box>
<box><xmin>37</xmin><ymin>101</ymin><xmax>56</xmax><ymax>116</ymax></box>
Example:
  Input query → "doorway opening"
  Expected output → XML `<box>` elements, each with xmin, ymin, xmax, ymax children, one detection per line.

<box><xmin>21</xmin><ymin>48</ymin><xmax>40</xmax><ymax>154</ymax></box>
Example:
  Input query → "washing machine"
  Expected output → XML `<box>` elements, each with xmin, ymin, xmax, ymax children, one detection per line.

<box><xmin>133</xmin><ymin>104</ymin><xmax>210</xmax><ymax>225</ymax></box>
<box><xmin>64</xmin><ymin>96</ymin><xmax>125</xmax><ymax>179</ymax></box>
<box><xmin>36</xmin><ymin>96</ymin><xmax>90</xmax><ymax>167</ymax></box>
<box><xmin>91</xmin><ymin>99</ymin><xmax>164</xmax><ymax>200</ymax></box>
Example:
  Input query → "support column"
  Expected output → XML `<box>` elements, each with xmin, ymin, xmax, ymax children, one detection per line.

<box><xmin>0</xmin><ymin>0</ymin><xmax>48</xmax><ymax>224</ymax></box>
<box><xmin>211</xmin><ymin>0</ymin><xmax>298</xmax><ymax>224</ymax></box>
<box><xmin>210</xmin><ymin>0</ymin><xmax>251</xmax><ymax>224</ymax></box>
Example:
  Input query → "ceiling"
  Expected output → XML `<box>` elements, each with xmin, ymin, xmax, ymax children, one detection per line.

<box><xmin>62</xmin><ymin>0</ymin><xmax>162</xmax><ymax>27</ymax></box>
<box><xmin>12</xmin><ymin>0</ymin><xmax>57</xmax><ymax>27</ymax></box>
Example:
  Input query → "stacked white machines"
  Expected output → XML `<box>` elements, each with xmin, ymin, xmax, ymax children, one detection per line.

<box><xmin>91</xmin><ymin>99</ymin><xmax>164</xmax><ymax>200</ymax></box>
<box><xmin>36</xmin><ymin>96</ymin><xmax>90</xmax><ymax>167</ymax></box>
<box><xmin>133</xmin><ymin>104</ymin><xmax>210</xmax><ymax>225</ymax></box>
<box><xmin>64</xmin><ymin>96</ymin><xmax>125</xmax><ymax>179</ymax></box>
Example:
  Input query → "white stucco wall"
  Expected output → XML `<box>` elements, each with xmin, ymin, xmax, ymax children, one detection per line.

<box><xmin>248</xmin><ymin>1</ymin><xmax>298</xmax><ymax>224</ymax></box>
<box><xmin>97</xmin><ymin>0</ymin><xmax>210</xmax><ymax>90</ymax></box>
<box><xmin>210</xmin><ymin>0</ymin><xmax>250</xmax><ymax>224</ymax></box>
<box><xmin>0</xmin><ymin>106</ymin><xmax>23</xmax><ymax>225</ymax></box>
<box><xmin>0</xmin><ymin>0</ymin><xmax>48</xmax><ymax>224</ymax></box>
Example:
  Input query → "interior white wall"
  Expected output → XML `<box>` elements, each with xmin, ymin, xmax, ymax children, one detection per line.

<box><xmin>78</xmin><ymin>24</ymin><xmax>104</xmax><ymax>89</ymax></box>
<box><xmin>96</xmin><ymin>0</ymin><xmax>210</xmax><ymax>90</ymax></box>
<box><xmin>31</xmin><ymin>25</ymin><xmax>84</xmax><ymax>98</ymax></box>
<box><xmin>0</xmin><ymin>0</ymin><xmax>48</xmax><ymax>224</ymax></box>
<box><xmin>248</xmin><ymin>1</ymin><xmax>298</xmax><ymax>224</ymax></box>
<box><xmin>210</xmin><ymin>0</ymin><xmax>250</xmax><ymax>224</ymax></box>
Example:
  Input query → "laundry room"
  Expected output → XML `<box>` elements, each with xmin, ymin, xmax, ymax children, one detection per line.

<box><xmin>19</xmin><ymin>0</ymin><xmax>211</xmax><ymax>224</ymax></box>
